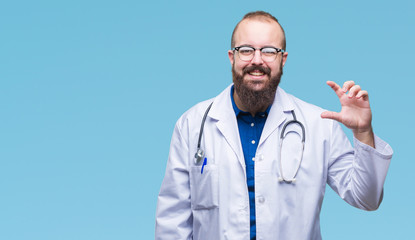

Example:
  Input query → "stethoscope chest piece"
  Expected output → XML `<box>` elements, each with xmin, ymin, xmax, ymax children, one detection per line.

<box><xmin>194</xmin><ymin>148</ymin><xmax>205</xmax><ymax>165</ymax></box>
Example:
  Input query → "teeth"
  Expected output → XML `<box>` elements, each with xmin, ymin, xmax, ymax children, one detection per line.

<box><xmin>250</xmin><ymin>71</ymin><xmax>264</xmax><ymax>76</ymax></box>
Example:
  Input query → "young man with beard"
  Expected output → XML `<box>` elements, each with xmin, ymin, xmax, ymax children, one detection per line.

<box><xmin>155</xmin><ymin>11</ymin><xmax>393</xmax><ymax>240</ymax></box>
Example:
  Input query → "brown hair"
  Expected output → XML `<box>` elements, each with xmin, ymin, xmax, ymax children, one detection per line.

<box><xmin>231</xmin><ymin>11</ymin><xmax>286</xmax><ymax>50</ymax></box>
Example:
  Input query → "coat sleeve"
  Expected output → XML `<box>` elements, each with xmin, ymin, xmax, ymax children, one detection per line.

<box><xmin>327</xmin><ymin>121</ymin><xmax>393</xmax><ymax>210</ymax></box>
<box><xmin>155</xmin><ymin>122</ymin><xmax>193</xmax><ymax>239</ymax></box>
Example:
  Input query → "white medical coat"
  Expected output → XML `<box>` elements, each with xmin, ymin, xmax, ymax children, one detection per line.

<box><xmin>156</xmin><ymin>85</ymin><xmax>393</xmax><ymax>240</ymax></box>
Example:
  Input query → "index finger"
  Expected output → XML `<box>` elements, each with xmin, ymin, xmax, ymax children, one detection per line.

<box><xmin>326</xmin><ymin>81</ymin><xmax>344</xmax><ymax>98</ymax></box>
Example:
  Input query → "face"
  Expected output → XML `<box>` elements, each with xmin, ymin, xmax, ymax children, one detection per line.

<box><xmin>228</xmin><ymin>19</ymin><xmax>288</xmax><ymax>112</ymax></box>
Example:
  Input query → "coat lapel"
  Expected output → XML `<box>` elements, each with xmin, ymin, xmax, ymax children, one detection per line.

<box><xmin>208</xmin><ymin>85</ymin><xmax>245</xmax><ymax>171</ymax></box>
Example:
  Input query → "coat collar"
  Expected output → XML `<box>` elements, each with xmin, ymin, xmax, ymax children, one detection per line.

<box><xmin>259</xmin><ymin>86</ymin><xmax>295</xmax><ymax>147</ymax></box>
<box><xmin>208</xmin><ymin>84</ymin><xmax>295</xmax><ymax>120</ymax></box>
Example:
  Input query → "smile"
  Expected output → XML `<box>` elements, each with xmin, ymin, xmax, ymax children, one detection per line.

<box><xmin>248</xmin><ymin>70</ymin><xmax>265</xmax><ymax>76</ymax></box>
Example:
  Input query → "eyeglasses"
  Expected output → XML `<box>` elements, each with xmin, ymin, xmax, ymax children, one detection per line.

<box><xmin>232</xmin><ymin>46</ymin><xmax>285</xmax><ymax>62</ymax></box>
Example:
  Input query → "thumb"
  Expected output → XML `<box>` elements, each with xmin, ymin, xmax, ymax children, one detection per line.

<box><xmin>321</xmin><ymin>111</ymin><xmax>342</xmax><ymax>122</ymax></box>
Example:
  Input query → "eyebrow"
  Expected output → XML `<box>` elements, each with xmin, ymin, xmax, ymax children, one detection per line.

<box><xmin>238</xmin><ymin>44</ymin><xmax>279</xmax><ymax>49</ymax></box>
<box><xmin>237</xmin><ymin>44</ymin><xmax>254</xmax><ymax>48</ymax></box>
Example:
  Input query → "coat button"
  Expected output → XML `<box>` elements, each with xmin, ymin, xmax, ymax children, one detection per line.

<box><xmin>258</xmin><ymin>196</ymin><xmax>265</xmax><ymax>203</ymax></box>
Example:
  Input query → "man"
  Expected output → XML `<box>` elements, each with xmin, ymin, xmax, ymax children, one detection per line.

<box><xmin>155</xmin><ymin>11</ymin><xmax>393</xmax><ymax>240</ymax></box>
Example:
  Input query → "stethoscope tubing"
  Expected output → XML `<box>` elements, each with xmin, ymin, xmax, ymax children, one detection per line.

<box><xmin>278</xmin><ymin>110</ymin><xmax>306</xmax><ymax>183</ymax></box>
<box><xmin>195</xmin><ymin>104</ymin><xmax>306</xmax><ymax>183</ymax></box>
<box><xmin>194</xmin><ymin>102</ymin><xmax>213</xmax><ymax>164</ymax></box>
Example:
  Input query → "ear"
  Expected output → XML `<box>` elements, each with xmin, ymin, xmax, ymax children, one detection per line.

<box><xmin>228</xmin><ymin>50</ymin><xmax>235</xmax><ymax>65</ymax></box>
<box><xmin>281</xmin><ymin>52</ymin><xmax>288</xmax><ymax>67</ymax></box>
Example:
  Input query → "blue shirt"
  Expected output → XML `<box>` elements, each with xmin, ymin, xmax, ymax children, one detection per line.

<box><xmin>230</xmin><ymin>86</ymin><xmax>271</xmax><ymax>240</ymax></box>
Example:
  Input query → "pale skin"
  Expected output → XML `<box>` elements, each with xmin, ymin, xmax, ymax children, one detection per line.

<box><xmin>229</xmin><ymin>19</ymin><xmax>375</xmax><ymax>148</ymax></box>
<box><xmin>228</xmin><ymin>19</ymin><xmax>288</xmax><ymax>114</ymax></box>
<box><xmin>321</xmin><ymin>80</ymin><xmax>375</xmax><ymax>148</ymax></box>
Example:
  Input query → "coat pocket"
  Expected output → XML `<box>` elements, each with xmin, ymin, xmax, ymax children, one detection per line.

<box><xmin>190</xmin><ymin>164</ymin><xmax>219</xmax><ymax>210</ymax></box>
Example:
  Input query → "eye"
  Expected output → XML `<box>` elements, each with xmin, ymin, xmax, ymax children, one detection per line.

<box><xmin>238</xmin><ymin>47</ymin><xmax>254</xmax><ymax>55</ymax></box>
<box><xmin>261</xmin><ymin>48</ymin><xmax>277</xmax><ymax>56</ymax></box>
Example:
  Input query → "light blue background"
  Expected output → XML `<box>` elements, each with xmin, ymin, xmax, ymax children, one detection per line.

<box><xmin>1</xmin><ymin>0</ymin><xmax>413</xmax><ymax>239</ymax></box>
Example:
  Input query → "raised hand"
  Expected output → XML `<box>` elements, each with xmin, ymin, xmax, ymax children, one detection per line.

<box><xmin>321</xmin><ymin>80</ymin><xmax>375</xmax><ymax>147</ymax></box>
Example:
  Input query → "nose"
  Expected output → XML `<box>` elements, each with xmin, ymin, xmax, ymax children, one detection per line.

<box><xmin>251</xmin><ymin>49</ymin><xmax>264</xmax><ymax>64</ymax></box>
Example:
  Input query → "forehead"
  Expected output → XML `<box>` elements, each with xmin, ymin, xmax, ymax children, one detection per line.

<box><xmin>234</xmin><ymin>19</ymin><xmax>284</xmax><ymax>47</ymax></box>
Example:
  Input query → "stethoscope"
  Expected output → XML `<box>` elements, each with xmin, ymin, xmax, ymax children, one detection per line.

<box><xmin>194</xmin><ymin>102</ymin><xmax>305</xmax><ymax>183</ymax></box>
<box><xmin>278</xmin><ymin>110</ymin><xmax>305</xmax><ymax>183</ymax></box>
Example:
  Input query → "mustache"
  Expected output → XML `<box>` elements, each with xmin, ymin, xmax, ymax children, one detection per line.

<box><xmin>242</xmin><ymin>65</ymin><xmax>271</xmax><ymax>76</ymax></box>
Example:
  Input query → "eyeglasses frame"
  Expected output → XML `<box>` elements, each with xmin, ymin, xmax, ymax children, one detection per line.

<box><xmin>232</xmin><ymin>46</ymin><xmax>285</xmax><ymax>62</ymax></box>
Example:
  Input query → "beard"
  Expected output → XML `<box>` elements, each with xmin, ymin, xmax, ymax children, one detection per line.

<box><xmin>232</xmin><ymin>63</ymin><xmax>283</xmax><ymax>114</ymax></box>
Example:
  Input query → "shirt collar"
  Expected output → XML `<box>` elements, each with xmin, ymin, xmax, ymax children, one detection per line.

<box><xmin>230</xmin><ymin>85</ymin><xmax>272</xmax><ymax>117</ymax></box>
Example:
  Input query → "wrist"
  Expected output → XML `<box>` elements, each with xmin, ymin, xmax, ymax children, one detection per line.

<box><xmin>353</xmin><ymin>128</ymin><xmax>375</xmax><ymax>148</ymax></box>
